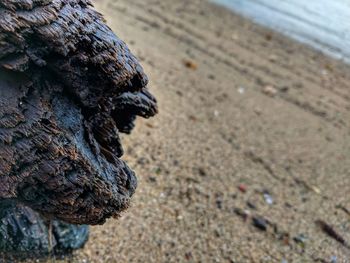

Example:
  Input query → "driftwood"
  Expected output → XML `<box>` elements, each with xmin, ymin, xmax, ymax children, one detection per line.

<box><xmin>0</xmin><ymin>0</ymin><xmax>157</xmax><ymax>256</ymax></box>
<box><xmin>0</xmin><ymin>201</ymin><xmax>89</xmax><ymax>257</ymax></box>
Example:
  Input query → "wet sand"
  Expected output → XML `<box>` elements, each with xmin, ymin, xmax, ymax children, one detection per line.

<box><xmin>27</xmin><ymin>0</ymin><xmax>350</xmax><ymax>262</ymax></box>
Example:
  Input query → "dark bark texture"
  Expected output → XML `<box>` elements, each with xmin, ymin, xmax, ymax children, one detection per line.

<box><xmin>0</xmin><ymin>0</ymin><xmax>157</xmax><ymax>257</ymax></box>
<box><xmin>0</xmin><ymin>201</ymin><xmax>89</xmax><ymax>257</ymax></box>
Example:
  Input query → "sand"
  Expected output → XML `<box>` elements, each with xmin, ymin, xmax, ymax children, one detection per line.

<box><xmin>24</xmin><ymin>0</ymin><xmax>350</xmax><ymax>262</ymax></box>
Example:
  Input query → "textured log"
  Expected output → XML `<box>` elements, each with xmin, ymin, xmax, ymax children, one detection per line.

<box><xmin>0</xmin><ymin>201</ymin><xmax>89</xmax><ymax>257</ymax></box>
<box><xmin>0</xmin><ymin>0</ymin><xmax>157</xmax><ymax>256</ymax></box>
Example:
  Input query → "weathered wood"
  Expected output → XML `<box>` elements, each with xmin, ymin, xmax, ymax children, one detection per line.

<box><xmin>0</xmin><ymin>201</ymin><xmax>89</xmax><ymax>257</ymax></box>
<box><xmin>0</xmin><ymin>0</ymin><xmax>157</xmax><ymax>256</ymax></box>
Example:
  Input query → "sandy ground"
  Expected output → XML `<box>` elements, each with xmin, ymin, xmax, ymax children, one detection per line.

<box><xmin>23</xmin><ymin>0</ymin><xmax>350</xmax><ymax>262</ymax></box>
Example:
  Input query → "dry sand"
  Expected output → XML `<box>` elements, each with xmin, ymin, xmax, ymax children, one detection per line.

<box><xmin>25</xmin><ymin>0</ymin><xmax>350</xmax><ymax>262</ymax></box>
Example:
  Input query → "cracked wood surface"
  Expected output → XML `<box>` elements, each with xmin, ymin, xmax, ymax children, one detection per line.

<box><xmin>0</xmin><ymin>0</ymin><xmax>157</xmax><ymax>225</ymax></box>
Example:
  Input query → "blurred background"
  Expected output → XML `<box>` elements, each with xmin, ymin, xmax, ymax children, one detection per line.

<box><xmin>214</xmin><ymin>0</ymin><xmax>350</xmax><ymax>62</ymax></box>
<box><xmin>61</xmin><ymin>0</ymin><xmax>350</xmax><ymax>262</ymax></box>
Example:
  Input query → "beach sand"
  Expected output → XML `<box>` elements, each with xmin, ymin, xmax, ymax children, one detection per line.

<box><xmin>26</xmin><ymin>0</ymin><xmax>350</xmax><ymax>262</ymax></box>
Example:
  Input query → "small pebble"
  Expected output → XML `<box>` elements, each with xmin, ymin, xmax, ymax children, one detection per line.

<box><xmin>216</xmin><ymin>199</ymin><xmax>223</xmax><ymax>209</ymax></box>
<box><xmin>183</xmin><ymin>59</ymin><xmax>198</xmax><ymax>70</ymax></box>
<box><xmin>310</xmin><ymin>185</ymin><xmax>321</xmax><ymax>194</ymax></box>
<box><xmin>252</xmin><ymin>216</ymin><xmax>268</xmax><ymax>231</ymax></box>
<box><xmin>247</xmin><ymin>201</ymin><xmax>257</xmax><ymax>210</ymax></box>
<box><xmin>293</xmin><ymin>234</ymin><xmax>308</xmax><ymax>246</ymax></box>
<box><xmin>197</xmin><ymin>167</ymin><xmax>207</xmax><ymax>177</ymax></box>
<box><xmin>238</xmin><ymin>184</ymin><xmax>247</xmax><ymax>193</ymax></box>
<box><xmin>238</xmin><ymin>86</ymin><xmax>245</xmax><ymax>94</ymax></box>
<box><xmin>233</xmin><ymin>208</ymin><xmax>249</xmax><ymax>221</ymax></box>
<box><xmin>262</xmin><ymin>85</ymin><xmax>278</xmax><ymax>97</ymax></box>
<box><xmin>263</xmin><ymin>193</ymin><xmax>274</xmax><ymax>205</ymax></box>
<box><xmin>330</xmin><ymin>256</ymin><xmax>337</xmax><ymax>263</ymax></box>
<box><xmin>148</xmin><ymin>176</ymin><xmax>157</xmax><ymax>183</ymax></box>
